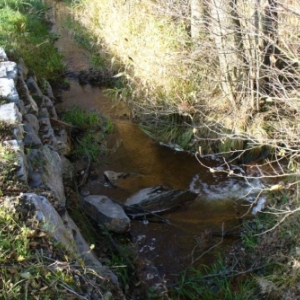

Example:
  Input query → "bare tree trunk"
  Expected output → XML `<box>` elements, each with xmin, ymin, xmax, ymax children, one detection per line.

<box><xmin>190</xmin><ymin>0</ymin><xmax>209</xmax><ymax>42</ymax></box>
<box><xmin>207</xmin><ymin>0</ymin><xmax>278</xmax><ymax>113</ymax></box>
<box><xmin>190</xmin><ymin>0</ymin><xmax>202</xmax><ymax>41</ymax></box>
<box><xmin>261</xmin><ymin>0</ymin><xmax>279</xmax><ymax>95</ymax></box>
<box><xmin>208</xmin><ymin>0</ymin><xmax>242</xmax><ymax>108</ymax></box>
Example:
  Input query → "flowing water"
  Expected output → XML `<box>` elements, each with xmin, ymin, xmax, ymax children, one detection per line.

<box><xmin>47</xmin><ymin>0</ymin><xmax>263</xmax><ymax>289</ymax></box>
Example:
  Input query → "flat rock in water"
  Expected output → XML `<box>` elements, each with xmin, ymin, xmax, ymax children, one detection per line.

<box><xmin>124</xmin><ymin>186</ymin><xmax>198</xmax><ymax>216</ymax></box>
<box><xmin>103</xmin><ymin>170</ymin><xmax>130</xmax><ymax>186</ymax></box>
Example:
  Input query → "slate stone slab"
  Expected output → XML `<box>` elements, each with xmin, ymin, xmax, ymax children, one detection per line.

<box><xmin>0</xmin><ymin>61</ymin><xmax>18</xmax><ymax>79</ymax></box>
<box><xmin>83</xmin><ymin>195</ymin><xmax>130</xmax><ymax>233</ymax></box>
<box><xmin>124</xmin><ymin>186</ymin><xmax>198</xmax><ymax>217</ymax></box>
<box><xmin>0</xmin><ymin>78</ymin><xmax>20</xmax><ymax>102</ymax></box>
<box><xmin>0</xmin><ymin>102</ymin><xmax>22</xmax><ymax>124</ymax></box>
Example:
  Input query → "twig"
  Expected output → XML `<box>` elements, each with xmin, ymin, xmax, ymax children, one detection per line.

<box><xmin>78</xmin><ymin>155</ymin><xmax>91</xmax><ymax>187</ymax></box>
<box><xmin>191</xmin><ymin>223</ymin><xmax>225</xmax><ymax>265</ymax></box>
<box><xmin>58</xmin><ymin>281</ymin><xmax>89</xmax><ymax>300</ymax></box>
<box><xmin>50</xmin><ymin>117</ymin><xmax>76</xmax><ymax>128</ymax></box>
<box><xmin>122</xmin><ymin>205</ymin><xmax>171</xmax><ymax>224</ymax></box>
<box><xmin>277</xmin><ymin>2</ymin><xmax>300</xmax><ymax>18</ymax></box>
<box><xmin>255</xmin><ymin>206</ymin><xmax>300</xmax><ymax>236</ymax></box>
<box><xmin>201</xmin><ymin>263</ymin><xmax>269</xmax><ymax>280</ymax></box>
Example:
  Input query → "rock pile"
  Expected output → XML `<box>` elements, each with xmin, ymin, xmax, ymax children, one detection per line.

<box><xmin>0</xmin><ymin>48</ymin><xmax>121</xmax><ymax>291</ymax></box>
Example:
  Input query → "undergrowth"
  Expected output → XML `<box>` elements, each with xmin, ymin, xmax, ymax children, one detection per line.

<box><xmin>0</xmin><ymin>143</ymin><xmax>113</xmax><ymax>298</ymax></box>
<box><xmin>241</xmin><ymin>190</ymin><xmax>300</xmax><ymax>299</ymax></box>
<box><xmin>0</xmin><ymin>0</ymin><xmax>64</xmax><ymax>81</ymax></box>
<box><xmin>62</xmin><ymin>106</ymin><xmax>114</xmax><ymax>160</ymax></box>
<box><xmin>170</xmin><ymin>263</ymin><xmax>256</xmax><ymax>300</ymax></box>
<box><xmin>165</xmin><ymin>187</ymin><xmax>300</xmax><ymax>299</ymax></box>
<box><xmin>64</xmin><ymin>0</ymin><xmax>214</xmax><ymax>149</ymax></box>
<box><xmin>0</xmin><ymin>195</ymin><xmax>114</xmax><ymax>299</ymax></box>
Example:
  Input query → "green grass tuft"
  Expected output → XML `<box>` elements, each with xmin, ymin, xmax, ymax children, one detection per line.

<box><xmin>62</xmin><ymin>106</ymin><xmax>114</xmax><ymax>160</ymax></box>
<box><xmin>170</xmin><ymin>261</ymin><xmax>256</xmax><ymax>300</ymax></box>
<box><xmin>0</xmin><ymin>0</ymin><xmax>64</xmax><ymax>81</ymax></box>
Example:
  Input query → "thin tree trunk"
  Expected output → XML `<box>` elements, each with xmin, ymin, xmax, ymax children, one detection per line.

<box><xmin>209</xmin><ymin>0</ymin><xmax>241</xmax><ymax>107</ymax></box>
<box><xmin>262</xmin><ymin>0</ymin><xmax>279</xmax><ymax>95</ymax></box>
<box><xmin>190</xmin><ymin>0</ymin><xmax>202</xmax><ymax>41</ymax></box>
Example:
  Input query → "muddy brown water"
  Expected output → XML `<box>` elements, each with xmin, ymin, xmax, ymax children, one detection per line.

<box><xmin>47</xmin><ymin>0</ymin><xmax>258</xmax><ymax>289</ymax></box>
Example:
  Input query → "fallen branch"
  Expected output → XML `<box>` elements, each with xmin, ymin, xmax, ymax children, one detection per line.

<box><xmin>255</xmin><ymin>206</ymin><xmax>300</xmax><ymax>236</ymax></box>
<box><xmin>191</xmin><ymin>223</ymin><xmax>225</xmax><ymax>265</ymax></box>
<box><xmin>50</xmin><ymin>117</ymin><xmax>77</xmax><ymax>128</ymax></box>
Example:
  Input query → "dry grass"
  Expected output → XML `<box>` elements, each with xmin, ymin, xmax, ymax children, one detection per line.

<box><xmin>66</xmin><ymin>0</ymin><xmax>300</xmax><ymax>158</ymax></box>
<box><xmin>71</xmin><ymin>0</ymin><xmax>220</xmax><ymax>118</ymax></box>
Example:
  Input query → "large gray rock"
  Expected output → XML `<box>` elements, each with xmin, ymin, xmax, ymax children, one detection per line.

<box><xmin>62</xmin><ymin>213</ymin><xmax>119</xmax><ymax>285</ymax></box>
<box><xmin>60</xmin><ymin>155</ymin><xmax>75</xmax><ymax>186</ymax></box>
<box><xmin>18</xmin><ymin>76</ymin><xmax>39</xmax><ymax>114</ymax></box>
<box><xmin>23</xmin><ymin>193</ymin><xmax>75</xmax><ymax>249</ymax></box>
<box><xmin>40</xmin><ymin>146</ymin><xmax>65</xmax><ymax>205</ymax></box>
<box><xmin>124</xmin><ymin>186</ymin><xmax>198</xmax><ymax>217</ymax></box>
<box><xmin>38</xmin><ymin>116</ymin><xmax>70</xmax><ymax>155</ymax></box>
<box><xmin>41</xmin><ymin>95</ymin><xmax>57</xmax><ymax>118</ymax></box>
<box><xmin>24</xmin><ymin>113</ymin><xmax>39</xmax><ymax>133</ymax></box>
<box><xmin>23</xmin><ymin>122</ymin><xmax>42</xmax><ymax>148</ymax></box>
<box><xmin>21</xmin><ymin>193</ymin><xmax>119</xmax><ymax>286</ymax></box>
<box><xmin>28</xmin><ymin>146</ymin><xmax>66</xmax><ymax>205</ymax></box>
<box><xmin>26</xmin><ymin>76</ymin><xmax>43</xmax><ymax>97</ymax></box>
<box><xmin>27</xmin><ymin>149</ymin><xmax>43</xmax><ymax>187</ymax></box>
<box><xmin>39</xmin><ymin>116</ymin><xmax>56</xmax><ymax>145</ymax></box>
<box><xmin>24</xmin><ymin>94</ymin><xmax>39</xmax><ymax>114</ymax></box>
<box><xmin>83</xmin><ymin>195</ymin><xmax>130</xmax><ymax>233</ymax></box>
<box><xmin>38</xmin><ymin>107</ymin><xmax>49</xmax><ymax>119</ymax></box>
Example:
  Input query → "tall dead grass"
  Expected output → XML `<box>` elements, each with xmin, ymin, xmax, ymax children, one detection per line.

<box><xmin>69</xmin><ymin>0</ymin><xmax>300</xmax><ymax>158</ymax></box>
<box><xmin>71</xmin><ymin>0</ymin><xmax>219</xmax><ymax>120</ymax></box>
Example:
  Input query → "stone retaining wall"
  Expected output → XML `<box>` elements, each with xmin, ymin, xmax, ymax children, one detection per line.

<box><xmin>0</xmin><ymin>48</ymin><xmax>120</xmax><ymax>288</ymax></box>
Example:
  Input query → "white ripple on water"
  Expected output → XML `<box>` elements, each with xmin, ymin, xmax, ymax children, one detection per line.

<box><xmin>189</xmin><ymin>173</ymin><xmax>264</xmax><ymax>203</ymax></box>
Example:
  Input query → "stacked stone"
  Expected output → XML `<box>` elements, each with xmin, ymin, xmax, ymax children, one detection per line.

<box><xmin>0</xmin><ymin>48</ymin><xmax>70</xmax><ymax>195</ymax></box>
<box><xmin>0</xmin><ymin>48</ymin><xmax>27</xmax><ymax>181</ymax></box>
<box><xmin>0</xmin><ymin>48</ymin><xmax>120</xmax><ymax>289</ymax></box>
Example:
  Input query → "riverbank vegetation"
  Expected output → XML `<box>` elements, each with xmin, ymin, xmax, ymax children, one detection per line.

<box><xmin>61</xmin><ymin>0</ymin><xmax>300</xmax><ymax>298</ymax></box>
<box><xmin>2</xmin><ymin>0</ymin><xmax>300</xmax><ymax>298</ymax></box>
<box><xmin>62</xmin><ymin>106</ymin><xmax>114</xmax><ymax>160</ymax></box>
<box><xmin>0</xmin><ymin>195</ymin><xmax>111</xmax><ymax>299</ymax></box>
<box><xmin>68</xmin><ymin>0</ymin><xmax>300</xmax><ymax>157</ymax></box>
<box><xmin>0</xmin><ymin>0</ymin><xmax>64</xmax><ymax>81</ymax></box>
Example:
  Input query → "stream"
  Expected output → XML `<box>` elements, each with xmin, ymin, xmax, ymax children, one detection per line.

<box><xmin>46</xmin><ymin>0</ymin><xmax>263</xmax><ymax>293</ymax></box>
